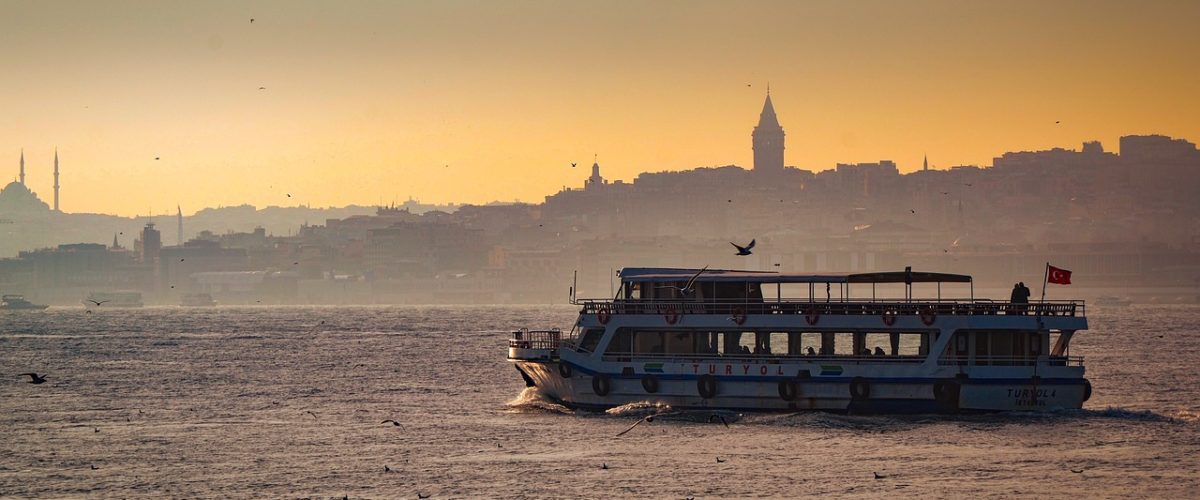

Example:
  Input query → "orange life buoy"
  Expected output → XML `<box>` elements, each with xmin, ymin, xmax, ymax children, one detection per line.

<box><xmin>731</xmin><ymin>307</ymin><xmax>747</xmax><ymax>326</ymax></box>
<box><xmin>664</xmin><ymin>308</ymin><xmax>680</xmax><ymax>325</ymax></box>
<box><xmin>596</xmin><ymin>304</ymin><xmax>611</xmax><ymax>325</ymax></box>
<box><xmin>805</xmin><ymin>307</ymin><xmax>820</xmax><ymax>326</ymax></box>
<box><xmin>881</xmin><ymin>309</ymin><xmax>897</xmax><ymax>326</ymax></box>
<box><xmin>919</xmin><ymin>307</ymin><xmax>936</xmax><ymax>326</ymax></box>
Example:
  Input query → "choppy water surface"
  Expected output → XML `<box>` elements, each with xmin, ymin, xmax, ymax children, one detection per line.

<box><xmin>1</xmin><ymin>305</ymin><xmax>1197</xmax><ymax>498</ymax></box>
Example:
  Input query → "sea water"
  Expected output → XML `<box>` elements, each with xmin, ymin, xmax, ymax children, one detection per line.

<box><xmin>1</xmin><ymin>305</ymin><xmax>1197</xmax><ymax>498</ymax></box>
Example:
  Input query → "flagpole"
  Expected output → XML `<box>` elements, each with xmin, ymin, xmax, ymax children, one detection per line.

<box><xmin>1037</xmin><ymin>262</ymin><xmax>1049</xmax><ymax>321</ymax></box>
<box><xmin>1040</xmin><ymin>262</ymin><xmax>1049</xmax><ymax>304</ymax></box>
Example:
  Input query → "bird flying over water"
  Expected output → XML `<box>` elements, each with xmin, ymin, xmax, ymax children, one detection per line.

<box><xmin>571</xmin><ymin>162</ymin><xmax>576</xmax><ymax>168</ymax></box>
<box><xmin>381</xmin><ymin>419</ymin><xmax>404</xmax><ymax>428</ymax></box>
<box><xmin>616</xmin><ymin>414</ymin><xmax>658</xmax><ymax>437</ymax></box>
<box><xmin>731</xmin><ymin>239</ymin><xmax>755</xmax><ymax>256</ymax></box>
<box><xmin>656</xmin><ymin>266</ymin><xmax>708</xmax><ymax>297</ymax></box>
<box><xmin>18</xmin><ymin>373</ymin><xmax>47</xmax><ymax>384</ymax></box>
<box><xmin>87</xmin><ymin>299</ymin><xmax>109</xmax><ymax>306</ymax></box>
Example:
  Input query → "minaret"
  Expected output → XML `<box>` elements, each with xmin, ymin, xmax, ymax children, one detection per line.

<box><xmin>53</xmin><ymin>148</ymin><xmax>60</xmax><ymax>212</ymax></box>
<box><xmin>112</xmin><ymin>233</ymin><xmax>120</xmax><ymax>249</ymax></box>
<box><xmin>19</xmin><ymin>149</ymin><xmax>25</xmax><ymax>185</ymax></box>
<box><xmin>752</xmin><ymin>89</ymin><xmax>785</xmax><ymax>172</ymax></box>
<box><xmin>923</xmin><ymin>154</ymin><xmax>929</xmax><ymax>171</ymax></box>
<box><xmin>177</xmin><ymin>205</ymin><xmax>184</xmax><ymax>245</ymax></box>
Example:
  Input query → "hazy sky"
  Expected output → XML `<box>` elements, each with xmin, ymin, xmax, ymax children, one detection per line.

<box><xmin>2</xmin><ymin>0</ymin><xmax>1197</xmax><ymax>216</ymax></box>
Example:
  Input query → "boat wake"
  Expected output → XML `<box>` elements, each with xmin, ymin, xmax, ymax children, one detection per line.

<box><xmin>604</xmin><ymin>401</ymin><xmax>672</xmax><ymax>417</ymax></box>
<box><xmin>504</xmin><ymin>387</ymin><xmax>573</xmax><ymax>415</ymax></box>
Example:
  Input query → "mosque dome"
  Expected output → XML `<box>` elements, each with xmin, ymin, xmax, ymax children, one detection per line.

<box><xmin>0</xmin><ymin>181</ymin><xmax>51</xmax><ymax>214</ymax></box>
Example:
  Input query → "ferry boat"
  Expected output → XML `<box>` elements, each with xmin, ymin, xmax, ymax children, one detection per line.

<box><xmin>180</xmin><ymin>293</ymin><xmax>217</xmax><ymax>307</ymax></box>
<box><xmin>1</xmin><ymin>294</ymin><xmax>49</xmax><ymax>310</ymax></box>
<box><xmin>84</xmin><ymin>291</ymin><xmax>144</xmax><ymax>308</ymax></box>
<box><xmin>508</xmin><ymin>267</ymin><xmax>1091</xmax><ymax>414</ymax></box>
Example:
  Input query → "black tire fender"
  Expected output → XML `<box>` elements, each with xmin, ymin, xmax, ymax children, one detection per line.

<box><xmin>641</xmin><ymin>375</ymin><xmax>659</xmax><ymax>394</ymax></box>
<box><xmin>697</xmin><ymin>374</ymin><xmax>717</xmax><ymax>399</ymax></box>
<box><xmin>850</xmin><ymin>376</ymin><xmax>871</xmax><ymax>400</ymax></box>
<box><xmin>778</xmin><ymin>380</ymin><xmax>797</xmax><ymax>401</ymax></box>
<box><xmin>592</xmin><ymin>374</ymin><xmax>611</xmax><ymax>397</ymax></box>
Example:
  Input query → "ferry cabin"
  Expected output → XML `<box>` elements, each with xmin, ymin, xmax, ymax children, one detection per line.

<box><xmin>509</xmin><ymin>268</ymin><xmax>1090</xmax><ymax>413</ymax></box>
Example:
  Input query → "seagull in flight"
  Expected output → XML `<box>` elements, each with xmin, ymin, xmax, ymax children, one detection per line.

<box><xmin>616</xmin><ymin>413</ymin><xmax>666</xmax><ymax>437</ymax></box>
<box><xmin>874</xmin><ymin>471</ymin><xmax>886</xmax><ymax>479</ymax></box>
<box><xmin>381</xmin><ymin>419</ymin><xmax>405</xmax><ymax>429</ymax></box>
<box><xmin>707</xmin><ymin>413</ymin><xmax>730</xmax><ymax>427</ymax></box>
<box><xmin>731</xmin><ymin>239</ymin><xmax>755</xmax><ymax>256</ymax></box>
<box><xmin>87</xmin><ymin>299</ymin><xmax>110</xmax><ymax>306</ymax></box>
<box><xmin>571</xmin><ymin>162</ymin><xmax>576</xmax><ymax>168</ymax></box>
<box><xmin>656</xmin><ymin>266</ymin><xmax>708</xmax><ymax>297</ymax></box>
<box><xmin>18</xmin><ymin>373</ymin><xmax>47</xmax><ymax>384</ymax></box>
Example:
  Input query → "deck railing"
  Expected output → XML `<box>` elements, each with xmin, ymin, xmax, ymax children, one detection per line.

<box><xmin>577</xmin><ymin>298</ymin><xmax>1084</xmax><ymax>318</ymax></box>
<box><xmin>508</xmin><ymin>328</ymin><xmax>562</xmax><ymax>350</ymax></box>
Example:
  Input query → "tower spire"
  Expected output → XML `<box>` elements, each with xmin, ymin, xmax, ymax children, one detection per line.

<box><xmin>53</xmin><ymin>147</ymin><xmax>60</xmax><ymax>212</ymax></box>
<box><xmin>923</xmin><ymin>154</ymin><xmax>928</xmax><ymax>171</ymax></box>
<box><xmin>752</xmin><ymin>91</ymin><xmax>785</xmax><ymax>171</ymax></box>
<box><xmin>19</xmin><ymin>149</ymin><xmax>25</xmax><ymax>185</ymax></box>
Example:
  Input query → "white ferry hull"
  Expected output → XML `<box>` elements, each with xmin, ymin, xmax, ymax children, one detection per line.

<box><xmin>514</xmin><ymin>360</ymin><xmax>1089</xmax><ymax>414</ymax></box>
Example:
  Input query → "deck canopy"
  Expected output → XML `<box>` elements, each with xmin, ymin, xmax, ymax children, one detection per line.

<box><xmin>618</xmin><ymin>267</ymin><xmax>972</xmax><ymax>284</ymax></box>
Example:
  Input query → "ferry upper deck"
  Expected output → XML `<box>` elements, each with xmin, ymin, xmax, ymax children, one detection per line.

<box><xmin>578</xmin><ymin>267</ymin><xmax>1085</xmax><ymax>320</ymax></box>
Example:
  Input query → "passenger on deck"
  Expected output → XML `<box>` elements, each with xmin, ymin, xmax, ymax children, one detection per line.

<box><xmin>860</xmin><ymin>348</ymin><xmax>871</xmax><ymax>356</ymax></box>
<box><xmin>1015</xmin><ymin>281</ymin><xmax>1031</xmax><ymax>314</ymax></box>
<box><xmin>806</xmin><ymin>346</ymin><xmax>817</xmax><ymax>356</ymax></box>
<box><xmin>740</xmin><ymin>345</ymin><xmax>752</xmax><ymax>355</ymax></box>
<box><xmin>874</xmin><ymin>346</ymin><xmax>886</xmax><ymax>356</ymax></box>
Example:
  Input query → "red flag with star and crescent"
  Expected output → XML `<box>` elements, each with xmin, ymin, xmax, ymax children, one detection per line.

<box><xmin>1047</xmin><ymin>264</ymin><xmax>1072</xmax><ymax>285</ymax></box>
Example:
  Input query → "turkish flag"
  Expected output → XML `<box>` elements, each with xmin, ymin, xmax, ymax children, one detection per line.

<box><xmin>1047</xmin><ymin>265</ymin><xmax>1072</xmax><ymax>285</ymax></box>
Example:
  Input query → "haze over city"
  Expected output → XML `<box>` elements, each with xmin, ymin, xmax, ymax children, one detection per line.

<box><xmin>4</xmin><ymin>0</ymin><xmax>1199</xmax><ymax>215</ymax></box>
<box><xmin>5</xmin><ymin>3</ymin><xmax>1200</xmax><ymax>499</ymax></box>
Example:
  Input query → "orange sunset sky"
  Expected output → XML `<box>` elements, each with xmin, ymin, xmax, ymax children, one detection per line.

<box><xmin>2</xmin><ymin>0</ymin><xmax>1198</xmax><ymax>216</ymax></box>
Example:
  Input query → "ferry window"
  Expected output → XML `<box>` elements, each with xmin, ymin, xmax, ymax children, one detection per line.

<box><xmin>605</xmin><ymin>328</ymin><xmax>633</xmax><ymax>354</ymax></box>
<box><xmin>634</xmin><ymin>331</ymin><xmax>664</xmax><ymax>354</ymax></box>
<box><xmin>865</xmin><ymin>333</ymin><xmax>891</xmax><ymax>355</ymax></box>
<box><xmin>577</xmin><ymin>328</ymin><xmax>605</xmax><ymax>353</ymax></box>
<box><xmin>974</xmin><ymin>332</ymin><xmax>990</xmax><ymax>365</ymax></box>
<box><xmin>739</xmin><ymin>331</ymin><xmax>782</xmax><ymax>355</ymax></box>
<box><xmin>664</xmin><ymin>331</ymin><xmax>696</xmax><ymax>354</ymax></box>
<box><xmin>721</xmin><ymin>331</ymin><xmax>749</xmax><ymax>355</ymax></box>
<box><xmin>625</xmin><ymin>283</ymin><xmax>641</xmax><ymax>300</ymax></box>
<box><xmin>747</xmin><ymin>283</ymin><xmax>763</xmax><ymax>302</ymax></box>
<box><xmin>862</xmin><ymin>332</ymin><xmax>929</xmax><ymax>356</ymax></box>
<box><xmin>799</xmin><ymin>332</ymin><xmax>823</xmax><ymax>355</ymax></box>
<box><xmin>833</xmin><ymin>332</ymin><xmax>857</xmax><ymax>356</ymax></box>
<box><xmin>714</xmin><ymin>282</ymin><xmax>748</xmax><ymax>301</ymax></box>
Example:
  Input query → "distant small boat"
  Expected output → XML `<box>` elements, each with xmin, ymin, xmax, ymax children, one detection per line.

<box><xmin>1094</xmin><ymin>295</ymin><xmax>1133</xmax><ymax>307</ymax></box>
<box><xmin>1</xmin><ymin>294</ymin><xmax>49</xmax><ymax>310</ymax></box>
<box><xmin>180</xmin><ymin>293</ymin><xmax>217</xmax><ymax>307</ymax></box>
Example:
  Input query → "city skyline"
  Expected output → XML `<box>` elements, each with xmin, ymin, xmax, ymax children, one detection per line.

<box><xmin>3</xmin><ymin>1</ymin><xmax>1199</xmax><ymax>216</ymax></box>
